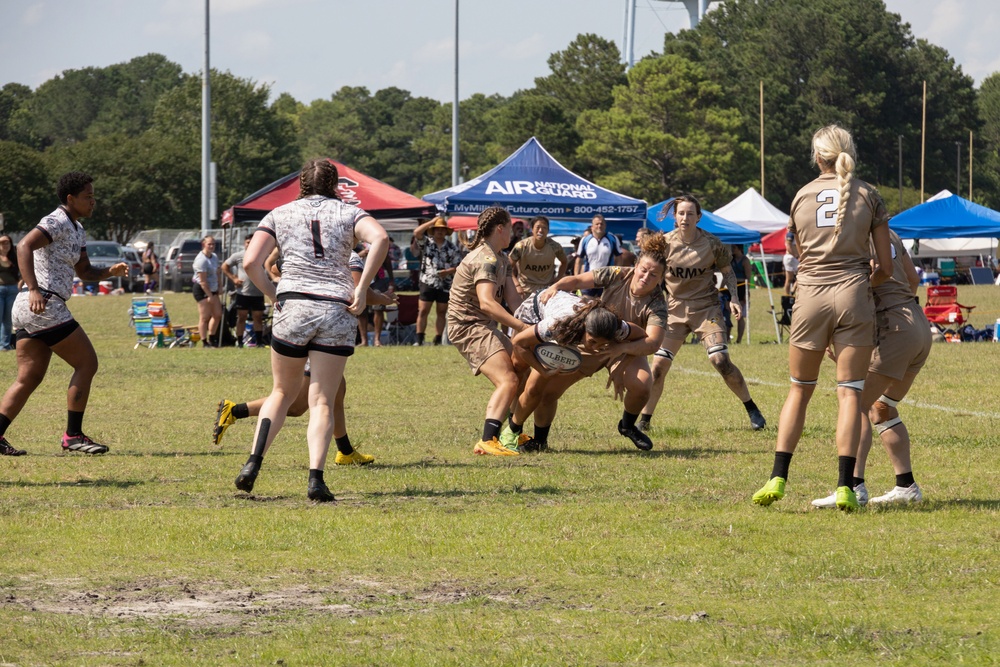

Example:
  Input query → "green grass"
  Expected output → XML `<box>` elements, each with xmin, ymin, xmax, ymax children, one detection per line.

<box><xmin>0</xmin><ymin>286</ymin><xmax>998</xmax><ymax>665</ymax></box>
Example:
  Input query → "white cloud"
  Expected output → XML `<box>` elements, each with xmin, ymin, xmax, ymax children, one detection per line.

<box><xmin>21</xmin><ymin>2</ymin><xmax>45</xmax><ymax>26</ymax></box>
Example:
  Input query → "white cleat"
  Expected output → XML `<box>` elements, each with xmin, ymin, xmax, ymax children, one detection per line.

<box><xmin>812</xmin><ymin>482</ymin><xmax>868</xmax><ymax>508</ymax></box>
<box><xmin>869</xmin><ymin>483</ymin><xmax>923</xmax><ymax>505</ymax></box>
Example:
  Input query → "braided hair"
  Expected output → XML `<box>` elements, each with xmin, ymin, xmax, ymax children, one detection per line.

<box><xmin>469</xmin><ymin>206</ymin><xmax>511</xmax><ymax>249</ymax></box>
<box><xmin>298</xmin><ymin>158</ymin><xmax>341</xmax><ymax>200</ymax></box>
<box><xmin>811</xmin><ymin>125</ymin><xmax>856</xmax><ymax>236</ymax></box>
<box><xmin>547</xmin><ymin>299</ymin><xmax>623</xmax><ymax>347</ymax></box>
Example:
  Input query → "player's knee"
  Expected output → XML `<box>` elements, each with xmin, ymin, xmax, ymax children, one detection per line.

<box><xmin>868</xmin><ymin>400</ymin><xmax>897</xmax><ymax>425</ymax></box>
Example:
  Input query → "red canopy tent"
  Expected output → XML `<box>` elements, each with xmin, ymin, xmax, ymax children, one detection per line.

<box><xmin>221</xmin><ymin>159</ymin><xmax>437</xmax><ymax>230</ymax></box>
<box><xmin>749</xmin><ymin>229</ymin><xmax>787</xmax><ymax>255</ymax></box>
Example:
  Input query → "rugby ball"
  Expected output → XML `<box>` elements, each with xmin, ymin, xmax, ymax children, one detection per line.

<box><xmin>534</xmin><ymin>343</ymin><xmax>583</xmax><ymax>372</ymax></box>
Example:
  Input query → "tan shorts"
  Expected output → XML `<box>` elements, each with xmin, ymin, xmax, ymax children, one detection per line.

<box><xmin>789</xmin><ymin>277</ymin><xmax>875</xmax><ymax>350</ymax></box>
<box><xmin>449</xmin><ymin>321</ymin><xmax>512</xmax><ymax>375</ymax></box>
<box><xmin>869</xmin><ymin>304</ymin><xmax>932</xmax><ymax>380</ymax></box>
<box><xmin>664</xmin><ymin>299</ymin><xmax>726</xmax><ymax>342</ymax></box>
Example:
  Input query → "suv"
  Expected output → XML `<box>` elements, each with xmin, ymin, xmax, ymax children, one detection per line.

<box><xmin>83</xmin><ymin>241</ymin><xmax>126</xmax><ymax>292</ymax></box>
<box><xmin>166</xmin><ymin>239</ymin><xmax>204</xmax><ymax>292</ymax></box>
<box><xmin>121</xmin><ymin>247</ymin><xmax>144</xmax><ymax>292</ymax></box>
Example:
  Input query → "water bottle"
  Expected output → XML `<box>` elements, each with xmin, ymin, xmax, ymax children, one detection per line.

<box><xmin>994</xmin><ymin>318</ymin><xmax>1000</xmax><ymax>342</ymax></box>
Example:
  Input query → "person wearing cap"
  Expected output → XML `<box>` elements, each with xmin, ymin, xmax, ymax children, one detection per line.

<box><xmin>412</xmin><ymin>216</ymin><xmax>462</xmax><ymax>346</ymax></box>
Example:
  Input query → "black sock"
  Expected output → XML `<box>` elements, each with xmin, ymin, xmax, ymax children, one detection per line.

<box><xmin>253</xmin><ymin>330</ymin><xmax>262</xmax><ymax>344</ymax></box>
<box><xmin>743</xmin><ymin>399</ymin><xmax>759</xmax><ymax>414</ymax></box>
<box><xmin>483</xmin><ymin>419</ymin><xmax>502</xmax><ymax>442</ymax></box>
<box><xmin>639</xmin><ymin>412</ymin><xmax>653</xmax><ymax>424</ymax></box>
<box><xmin>621</xmin><ymin>410</ymin><xmax>639</xmax><ymax>429</ymax></box>
<box><xmin>771</xmin><ymin>451</ymin><xmax>793</xmax><ymax>480</ymax></box>
<box><xmin>335</xmin><ymin>435</ymin><xmax>354</xmax><ymax>455</ymax></box>
<box><xmin>0</xmin><ymin>414</ymin><xmax>10</xmax><ymax>438</ymax></box>
<box><xmin>248</xmin><ymin>418</ymin><xmax>270</xmax><ymax>465</ymax></box>
<box><xmin>433</xmin><ymin>334</ymin><xmax>442</xmax><ymax>345</ymax></box>
<box><xmin>508</xmin><ymin>417</ymin><xmax>523</xmax><ymax>434</ymax></box>
<box><xmin>896</xmin><ymin>471</ymin><xmax>915</xmax><ymax>488</ymax></box>
<box><xmin>309</xmin><ymin>468</ymin><xmax>324</xmax><ymax>483</ymax></box>
<box><xmin>233</xmin><ymin>403</ymin><xmax>250</xmax><ymax>420</ymax></box>
<box><xmin>852</xmin><ymin>476</ymin><xmax>865</xmax><ymax>489</ymax></box>
<box><xmin>67</xmin><ymin>410</ymin><xmax>84</xmax><ymax>436</ymax></box>
<box><xmin>416</xmin><ymin>332</ymin><xmax>425</xmax><ymax>344</ymax></box>
<box><xmin>534</xmin><ymin>424</ymin><xmax>550</xmax><ymax>444</ymax></box>
<box><xmin>838</xmin><ymin>456</ymin><xmax>857</xmax><ymax>488</ymax></box>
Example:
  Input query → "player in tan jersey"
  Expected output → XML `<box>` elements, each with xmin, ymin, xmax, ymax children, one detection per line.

<box><xmin>508</xmin><ymin>216</ymin><xmax>567</xmax><ymax>297</ymax></box>
<box><xmin>535</xmin><ymin>232</ymin><xmax>669</xmax><ymax>451</ymax></box>
<box><xmin>446</xmin><ymin>207</ymin><xmax>527</xmax><ymax>457</ymax></box>
<box><xmin>639</xmin><ymin>195</ymin><xmax>766</xmax><ymax>434</ymax></box>
<box><xmin>753</xmin><ymin>125</ymin><xmax>893</xmax><ymax>512</ymax></box>
<box><xmin>812</xmin><ymin>228</ymin><xmax>930</xmax><ymax>507</ymax></box>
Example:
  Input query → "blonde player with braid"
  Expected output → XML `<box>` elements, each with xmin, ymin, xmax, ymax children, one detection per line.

<box><xmin>447</xmin><ymin>207</ymin><xmax>527</xmax><ymax>456</ymax></box>
<box><xmin>753</xmin><ymin>125</ymin><xmax>893</xmax><ymax>511</ymax></box>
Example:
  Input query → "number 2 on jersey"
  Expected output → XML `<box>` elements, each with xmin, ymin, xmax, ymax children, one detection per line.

<box><xmin>310</xmin><ymin>219</ymin><xmax>325</xmax><ymax>258</ymax></box>
<box><xmin>815</xmin><ymin>189</ymin><xmax>839</xmax><ymax>228</ymax></box>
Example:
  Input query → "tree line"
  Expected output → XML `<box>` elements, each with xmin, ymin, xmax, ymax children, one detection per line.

<box><xmin>1</xmin><ymin>0</ymin><xmax>998</xmax><ymax>242</ymax></box>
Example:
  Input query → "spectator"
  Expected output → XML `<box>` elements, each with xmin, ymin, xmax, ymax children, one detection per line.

<box><xmin>506</xmin><ymin>219</ymin><xmax>527</xmax><ymax>252</ymax></box>
<box><xmin>508</xmin><ymin>216</ymin><xmax>567</xmax><ymax>298</ymax></box>
<box><xmin>616</xmin><ymin>234</ymin><xmax>636</xmax><ymax>267</ymax></box>
<box><xmin>412</xmin><ymin>216</ymin><xmax>462</xmax><ymax>346</ymax></box>
<box><xmin>354</xmin><ymin>244</ymin><xmax>395</xmax><ymax>347</ymax></box>
<box><xmin>575</xmin><ymin>214</ymin><xmax>622</xmax><ymax>296</ymax></box>
<box><xmin>403</xmin><ymin>234</ymin><xmax>421</xmax><ymax>288</ymax></box>
<box><xmin>387</xmin><ymin>237</ymin><xmax>402</xmax><ymax>268</ymax></box>
<box><xmin>222</xmin><ymin>234</ymin><xmax>266</xmax><ymax>347</ymax></box>
<box><xmin>729</xmin><ymin>244</ymin><xmax>752</xmax><ymax>343</ymax></box>
<box><xmin>192</xmin><ymin>236</ymin><xmax>223</xmax><ymax>347</ymax></box>
<box><xmin>783</xmin><ymin>229</ymin><xmax>799</xmax><ymax>295</ymax></box>
<box><xmin>141</xmin><ymin>242</ymin><xmax>159</xmax><ymax>294</ymax></box>
<box><xmin>0</xmin><ymin>235</ymin><xmax>19</xmax><ymax>351</ymax></box>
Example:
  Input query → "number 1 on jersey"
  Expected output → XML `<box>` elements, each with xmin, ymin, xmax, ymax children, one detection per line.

<box><xmin>310</xmin><ymin>219</ymin><xmax>325</xmax><ymax>258</ymax></box>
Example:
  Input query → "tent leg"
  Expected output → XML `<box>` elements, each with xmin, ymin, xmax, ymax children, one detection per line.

<box><xmin>758</xmin><ymin>247</ymin><xmax>781</xmax><ymax>343</ymax></box>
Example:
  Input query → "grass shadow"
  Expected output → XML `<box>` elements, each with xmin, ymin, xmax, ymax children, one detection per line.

<box><xmin>0</xmin><ymin>479</ymin><xmax>145</xmax><ymax>488</ymax></box>
<box><xmin>142</xmin><ymin>450</ymin><xmax>231</xmax><ymax>458</ymax></box>
<box><xmin>364</xmin><ymin>460</ymin><xmax>481</xmax><ymax>471</ymax></box>
<box><xmin>554</xmin><ymin>447</ymin><xmax>738</xmax><ymax>459</ymax></box>
<box><xmin>872</xmin><ymin>498</ymin><xmax>1000</xmax><ymax>512</ymax></box>
<box><xmin>366</xmin><ymin>485</ymin><xmax>563</xmax><ymax>499</ymax></box>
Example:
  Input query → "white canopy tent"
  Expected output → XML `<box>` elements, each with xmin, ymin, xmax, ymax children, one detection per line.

<box><xmin>714</xmin><ymin>188</ymin><xmax>788</xmax><ymax>233</ymax></box>
<box><xmin>715</xmin><ymin>188</ymin><xmax>790</xmax><ymax>341</ymax></box>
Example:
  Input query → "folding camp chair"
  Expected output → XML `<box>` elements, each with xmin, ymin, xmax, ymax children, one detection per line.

<box><xmin>923</xmin><ymin>285</ymin><xmax>975</xmax><ymax>326</ymax></box>
<box><xmin>768</xmin><ymin>295</ymin><xmax>794</xmax><ymax>343</ymax></box>
<box><xmin>385</xmin><ymin>294</ymin><xmax>419</xmax><ymax>345</ymax></box>
<box><xmin>129</xmin><ymin>295</ymin><xmax>175</xmax><ymax>349</ymax></box>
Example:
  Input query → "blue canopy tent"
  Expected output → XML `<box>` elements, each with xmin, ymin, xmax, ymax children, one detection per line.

<box><xmin>424</xmin><ymin>137</ymin><xmax>647</xmax><ymax>227</ymax></box>
<box><xmin>646</xmin><ymin>199</ymin><xmax>761</xmax><ymax>245</ymax></box>
<box><xmin>889</xmin><ymin>194</ymin><xmax>1000</xmax><ymax>239</ymax></box>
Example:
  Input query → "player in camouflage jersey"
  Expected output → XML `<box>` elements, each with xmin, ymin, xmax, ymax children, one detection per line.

<box><xmin>0</xmin><ymin>172</ymin><xmax>128</xmax><ymax>456</ymax></box>
<box><xmin>639</xmin><ymin>195</ymin><xmax>766</xmax><ymax>434</ymax></box>
<box><xmin>232</xmin><ymin>159</ymin><xmax>389</xmax><ymax>502</ymax></box>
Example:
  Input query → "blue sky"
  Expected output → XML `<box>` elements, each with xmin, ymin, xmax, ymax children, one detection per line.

<box><xmin>1</xmin><ymin>0</ymin><xmax>997</xmax><ymax>104</ymax></box>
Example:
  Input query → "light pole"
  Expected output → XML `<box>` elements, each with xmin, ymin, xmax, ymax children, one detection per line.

<box><xmin>955</xmin><ymin>141</ymin><xmax>961</xmax><ymax>194</ymax></box>
<box><xmin>898</xmin><ymin>135</ymin><xmax>903</xmax><ymax>211</ymax></box>
<box><xmin>451</xmin><ymin>0</ymin><xmax>460</xmax><ymax>187</ymax></box>
<box><xmin>202</xmin><ymin>0</ymin><xmax>212</xmax><ymax>234</ymax></box>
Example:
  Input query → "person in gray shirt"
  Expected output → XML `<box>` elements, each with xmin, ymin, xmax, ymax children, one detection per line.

<box><xmin>223</xmin><ymin>234</ymin><xmax>266</xmax><ymax>347</ymax></box>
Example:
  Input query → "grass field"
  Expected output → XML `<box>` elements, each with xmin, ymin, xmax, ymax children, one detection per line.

<box><xmin>0</xmin><ymin>286</ymin><xmax>998</xmax><ymax>666</ymax></box>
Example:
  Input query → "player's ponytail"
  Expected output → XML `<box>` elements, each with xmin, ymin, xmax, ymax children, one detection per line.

<box><xmin>638</xmin><ymin>230</ymin><xmax>668</xmax><ymax>270</ymax></box>
<box><xmin>811</xmin><ymin>125</ymin><xmax>856</xmax><ymax>236</ymax></box>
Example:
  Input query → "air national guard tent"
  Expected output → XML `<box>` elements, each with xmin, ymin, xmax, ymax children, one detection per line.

<box><xmin>423</xmin><ymin>137</ymin><xmax>647</xmax><ymax>230</ymax></box>
<box><xmin>221</xmin><ymin>159</ymin><xmax>437</xmax><ymax>231</ymax></box>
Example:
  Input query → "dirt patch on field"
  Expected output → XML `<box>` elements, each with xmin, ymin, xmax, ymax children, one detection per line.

<box><xmin>1</xmin><ymin>576</ymin><xmax>524</xmax><ymax>629</ymax></box>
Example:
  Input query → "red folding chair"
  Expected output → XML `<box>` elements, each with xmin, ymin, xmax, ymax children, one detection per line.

<box><xmin>923</xmin><ymin>285</ymin><xmax>975</xmax><ymax>326</ymax></box>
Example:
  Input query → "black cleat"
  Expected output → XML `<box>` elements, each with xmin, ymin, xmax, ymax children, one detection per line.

<box><xmin>0</xmin><ymin>437</ymin><xmax>26</xmax><ymax>456</ymax></box>
<box><xmin>749</xmin><ymin>409</ymin><xmax>767</xmax><ymax>431</ymax></box>
<box><xmin>235</xmin><ymin>461</ymin><xmax>260</xmax><ymax>492</ymax></box>
<box><xmin>519</xmin><ymin>438</ymin><xmax>547</xmax><ymax>453</ymax></box>
<box><xmin>618</xmin><ymin>420</ymin><xmax>653</xmax><ymax>451</ymax></box>
<box><xmin>307</xmin><ymin>479</ymin><xmax>336</xmax><ymax>503</ymax></box>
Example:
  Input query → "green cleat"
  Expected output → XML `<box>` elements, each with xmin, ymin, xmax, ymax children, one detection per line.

<box><xmin>498</xmin><ymin>425</ymin><xmax>530</xmax><ymax>453</ymax></box>
<box><xmin>752</xmin><ymin>477</ymin><xmax>786</xmax><ymax>506</ymax></box>
<box><xmin>835</xmin><ymin>485</ymin><xmax>860</xmax><ymax>512</ymax></box>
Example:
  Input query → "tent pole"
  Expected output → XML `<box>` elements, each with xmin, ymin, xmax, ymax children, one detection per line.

<box><xmin>758</xmin><ymin>246</ymin><xmax>780</xmax><ymax>342</ymax></box>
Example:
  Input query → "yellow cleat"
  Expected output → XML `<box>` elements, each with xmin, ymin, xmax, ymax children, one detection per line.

<box><xmin>213</xmin><ymin>399</ymin><xmax>236</xmax><ymax>445</ymax></box>
<box><xmin>335</xmin><ymin>450</ymin><xmax>375</xmax><ymax>466</ymax></box>
<box><xmin>473</xmin><ymin>437</ymin><xmax>520</xmax><ymax>457</ymax></box>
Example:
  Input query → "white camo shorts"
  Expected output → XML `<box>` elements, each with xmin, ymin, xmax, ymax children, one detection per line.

<box><xmin>271</xmin><ymin>297</ymin><xmax>357</xmax><ymax>356</ymax></box>
<box><xmin>12</xmin><ymin>290</ymin><xmax>74</xmax><ymax>335</ymax></box>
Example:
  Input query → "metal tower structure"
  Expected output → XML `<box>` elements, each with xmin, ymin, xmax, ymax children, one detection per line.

<box><xmin>622</xmin><ymin>0</ymin><xmax>713</xmax><ymax>69</ymax></box>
